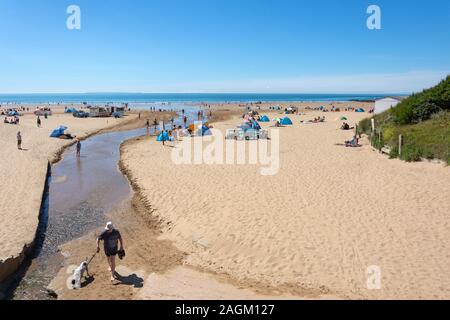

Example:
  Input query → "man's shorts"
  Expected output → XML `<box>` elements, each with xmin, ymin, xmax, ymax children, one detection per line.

<box><xmin>105</xmin><ymin>247</ymin><xmax>118</xmax><ymax>257</ymax></box>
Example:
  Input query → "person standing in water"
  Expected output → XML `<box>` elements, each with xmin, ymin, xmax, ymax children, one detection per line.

<box><xmin>76</xmin><ymin>140</ymin><xmax>81</xmax><ymax>157</ymax></box>
<box><xmin>17</xmin><ymin>131</ymin><xmax>22</xmax><ymax>150</ymax></box>
<box><xmin>97</xmin><ymin>222</ymin><xmax>124</xmax><ymax>282</ymax></box>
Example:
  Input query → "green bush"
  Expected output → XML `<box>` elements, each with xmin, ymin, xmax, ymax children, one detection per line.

<box><xmin>358</xmin><ymin>77</ymin><xmax>450</xmax><ymax>164</ymax></box>
<box><xmin>401</xmin><ymin>145</ymin><xmax>424</xmax><ymax>162</ymax></box>
<box><xmin>411</xmin><ymin>102</ymin><xmax>442</xmax><ymax>123</ymax></box>
<box><xmin>389</xmin><ymin>146</ymin><xmax>399</xmax><ymax>159</ymax></box>
<box><xmin>358</xmin><ymin>117</ymin><xmax>372</xmax><ymax>134</ymax></box>
<box><xmin>391</xmin><ymin>75</ymin><xmax>450</xmax><ymax>124</ymax></box>
<box><xmin>371</xmin><ymin>134</ymin><xmax>384</xmax><ymax>151</ymax></box>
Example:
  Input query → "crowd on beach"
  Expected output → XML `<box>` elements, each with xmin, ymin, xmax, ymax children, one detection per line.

<box><xmin>4</xmin><ymin>115</ymin><xmax>20</xmax><ymax>125</ymax></box>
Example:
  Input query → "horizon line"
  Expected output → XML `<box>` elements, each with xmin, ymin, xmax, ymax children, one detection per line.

<box><xmin>0</xmin><ymin>91</ymin><xmax>411</xmax><ymax>95</ymax></box>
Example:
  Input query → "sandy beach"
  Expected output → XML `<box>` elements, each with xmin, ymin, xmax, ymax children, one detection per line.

<box><xmin>117</xmin><ymin>107</ymin><xmax>450</xmax><ymax>300</ymax></box>
<box><xmin>0</xmin><ymin>107</ymin><xmax>174</xmax><ymax>283</ymax></box>
<box><xmin>2</xmin><ymin>103</ymin><xmax>450</xmax><ymax>300</ymax></box>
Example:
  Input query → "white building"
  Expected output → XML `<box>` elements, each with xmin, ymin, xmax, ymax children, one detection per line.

<box><xmin>374</xmin><ymin>96</ymin><xmax>407</xmax><ymax>114</ymax></box>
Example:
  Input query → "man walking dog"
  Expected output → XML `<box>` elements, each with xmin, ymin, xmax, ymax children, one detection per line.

<box><xmin>96</xmin><ymin>222</ymin><xmax>125</xmax><ymax>282</ymax></box>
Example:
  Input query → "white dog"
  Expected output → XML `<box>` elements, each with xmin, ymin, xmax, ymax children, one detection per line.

<box><xmin>71</xmin><ymin>261</ymin><xmax>90</xmax><ymax>290</ymax></box>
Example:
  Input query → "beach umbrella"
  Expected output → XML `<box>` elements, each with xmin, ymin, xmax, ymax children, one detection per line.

<box><xmin>340</xmin><ymin>116</ymin><xmax>348</xmax><ymax>121</ymax></box>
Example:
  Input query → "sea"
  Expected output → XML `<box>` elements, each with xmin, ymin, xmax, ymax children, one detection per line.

<box><xmin>0</xmin><ymin>93</ymin><xmax>394</xmax><ymax>106</ymax></box>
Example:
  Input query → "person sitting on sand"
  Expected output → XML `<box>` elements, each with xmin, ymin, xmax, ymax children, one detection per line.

<box><xmin>96</xmin><ymin>222</ymin><xmax>124</xmax><ymax>282</ymax></box>
<box><xmin>4</xmin><ymin>117</ymin><xmax>9</xmax><ymax>124</ymax></box>
<box><xmin>341</xmin><ymin>122</ymin><xmax>350</xmax><ymax>130</ymax></box>
<box><xmin>345</xmin><ymin>136</ymin><xmax>360</xmax><ymax>147</ymax></box>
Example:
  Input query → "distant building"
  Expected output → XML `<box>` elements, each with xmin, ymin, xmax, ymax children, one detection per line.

<box><xmin>374</xmin><ymin>96</ymin><xmax>407</xmax><ymax>114</ymax></box>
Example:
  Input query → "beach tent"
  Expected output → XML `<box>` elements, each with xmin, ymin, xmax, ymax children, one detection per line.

<box><xmin>250</xmin><ymin>119</ymin><xmax>261</xmax><ymax>130</ymax></box>
<box><xmin>201</xmin><ymin>125</ymin><xmax>212</xmax><ymax>136</ymax></box>
<box><xmin>319</xmin><ymin>106</ymin><xmax>325</xmax><ymax>111</ymax></box>
<box><xmin>65</xmin><ymin>107</ymin><xmax>77</xmax><ymax>113</ymax></box>
<box><xmin>156</xmin><ymin>131</ymin><xmax>171</xmax><ymax>142</ymax></box>
<box><xmin>259</xmin><ymin>115</ymin><xmax>270</xmax><ymax>122</ymax></box>
<box><xmin>50</xmin><ymin>126</ymin><xmax>68</xmax><ymax>138</ymax></box>
<box><xmin>340</xmin><ymin>116</ymin><xmax>348</xmax><ymax>121</ymax></box>
<box><xmin>8</xmin><ymin>110</ymin><xmax>19</xmax><ymax>116</ymax></box>
<box><xmin>355</xmin><ymin>108</ymin><xmax>365</xmax><ymax>113</ymax></box>
<box><xmin>281</xmin><ymin>117</ymin><xmax>293</xmax><ymax>125</ymax></box>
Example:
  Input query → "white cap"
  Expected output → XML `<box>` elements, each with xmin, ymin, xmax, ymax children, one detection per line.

<box><xmin>105</xmin><ymin>222</ymin><xmax>114</xmax><ymax>231</ymax></box>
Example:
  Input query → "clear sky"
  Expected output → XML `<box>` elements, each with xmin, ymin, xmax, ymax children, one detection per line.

<box><xmin>0</xmin><ymin>0</ymin><xmax>449</xmax><ymax>93</ymax></box>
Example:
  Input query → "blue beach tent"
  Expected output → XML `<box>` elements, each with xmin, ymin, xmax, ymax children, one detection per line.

<box><xmin>250</xmin><ymin>120</ymin><xmax>261</xmax><ymax>130</ymax></box>
<box><xmin>281</xmin><ymin>117</ymin><xmax>293</xmax><ymax>125</ymax></box>
<box><xmin>355</xmin><ymin>108</ymin><xmax>365</xmax><ymax>113</ymax></box>
<box><xmin>259</xmin><ymin>115</ymin><xmax>270</xmax><ymax>122</ymax></box>
<box><xmin>156</xmin><ymin>131</ymin><xmax>171</xmax><ymax>142</ymax></box>
<box><xmin>50</xmin><ymin>126</ymin><xmax>68</xmax><ymax>138</ymax></box>
<box><xmin>201</xmin><ymin>125</ymin><xmax>212</xmax><ymax>136</ymax></box>
<box><xmin>65</xmin><ymin>107</ymin><xmax>77</xmax><ymax>113</ymax></box>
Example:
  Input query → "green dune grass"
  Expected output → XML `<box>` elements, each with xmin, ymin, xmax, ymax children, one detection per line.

<box><xmin>359</xmin><ymin>76</ymin><xmax>450</xmax><ymax>164</ymax></box>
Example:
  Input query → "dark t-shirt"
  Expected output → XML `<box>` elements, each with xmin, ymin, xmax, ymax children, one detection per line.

<box><xmin>99</xmin><ymin>229</ymin><xmax>121</xmax><ymax>254</ymax></box>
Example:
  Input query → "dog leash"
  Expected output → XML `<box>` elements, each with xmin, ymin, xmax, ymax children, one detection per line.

<box><xmin>87</xmin><ymin>251</ymin><xmax>97</xmax><ymax>266</ymax></box>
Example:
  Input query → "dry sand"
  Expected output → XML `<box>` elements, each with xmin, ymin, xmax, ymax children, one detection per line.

<box><xmin>119</xmin><ymin>109</ymin><xmax>450</xmax><ymax>299</ymax></box>
<box><xmin>0</xmin><ymin>107</ymin><xmax>174</xmax><ymax>282</ymax></box>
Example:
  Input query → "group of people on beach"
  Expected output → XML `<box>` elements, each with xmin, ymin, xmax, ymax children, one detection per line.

<box><xmin>0</xmin><ymin>107</ymin><xmax>30</xmax><ymax>114</ymax></box>
<box><xmin>309</xmin><ymin>116</ymin><xmax>326</xmax><ymax>123</ymax></box>
<box><xmin>3</xmin><ymin>116</ymin><xmax>20</xmax><ymax>125</ymax></box>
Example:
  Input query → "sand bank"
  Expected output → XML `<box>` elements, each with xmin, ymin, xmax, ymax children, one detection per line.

<box><xmin>120</xmin><ymin>108</ymin><xmax>450</xmax><ymax>299</ymax></box>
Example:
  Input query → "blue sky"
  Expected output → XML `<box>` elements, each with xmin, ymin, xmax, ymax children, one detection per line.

<box><xmin>0</xmin><ymin>0</ymin><xmax>449</xmax><ymax>93</ymax></box>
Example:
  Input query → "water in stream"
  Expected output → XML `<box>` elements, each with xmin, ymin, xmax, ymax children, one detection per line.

<box><xmin>7</xmin><ymin>108</ymin><xmax>201</xmax><ymax>300</ymax></box>
<box><xmin>10</xmin><ymin>128</ymin><xmax>149</xmax><ymax>300</ymax></box>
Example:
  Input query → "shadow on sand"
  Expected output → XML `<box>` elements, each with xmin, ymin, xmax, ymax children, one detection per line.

<box><xmin>114</xmin><ymin>272</ymin><xmax>144</xmax><ymax>288</ymax></box>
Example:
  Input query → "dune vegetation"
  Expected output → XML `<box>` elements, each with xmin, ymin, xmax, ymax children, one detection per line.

<box><xmin>359</xmin><ymin>76</ymin><xmax>450</xmax><ymax>164</ymax></box>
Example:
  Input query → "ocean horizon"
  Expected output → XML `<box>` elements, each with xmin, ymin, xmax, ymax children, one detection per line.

<box><xmin>0</xmin><ymin>93</ymin><xmax>405</xmax><ymax>105</ymax></box>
